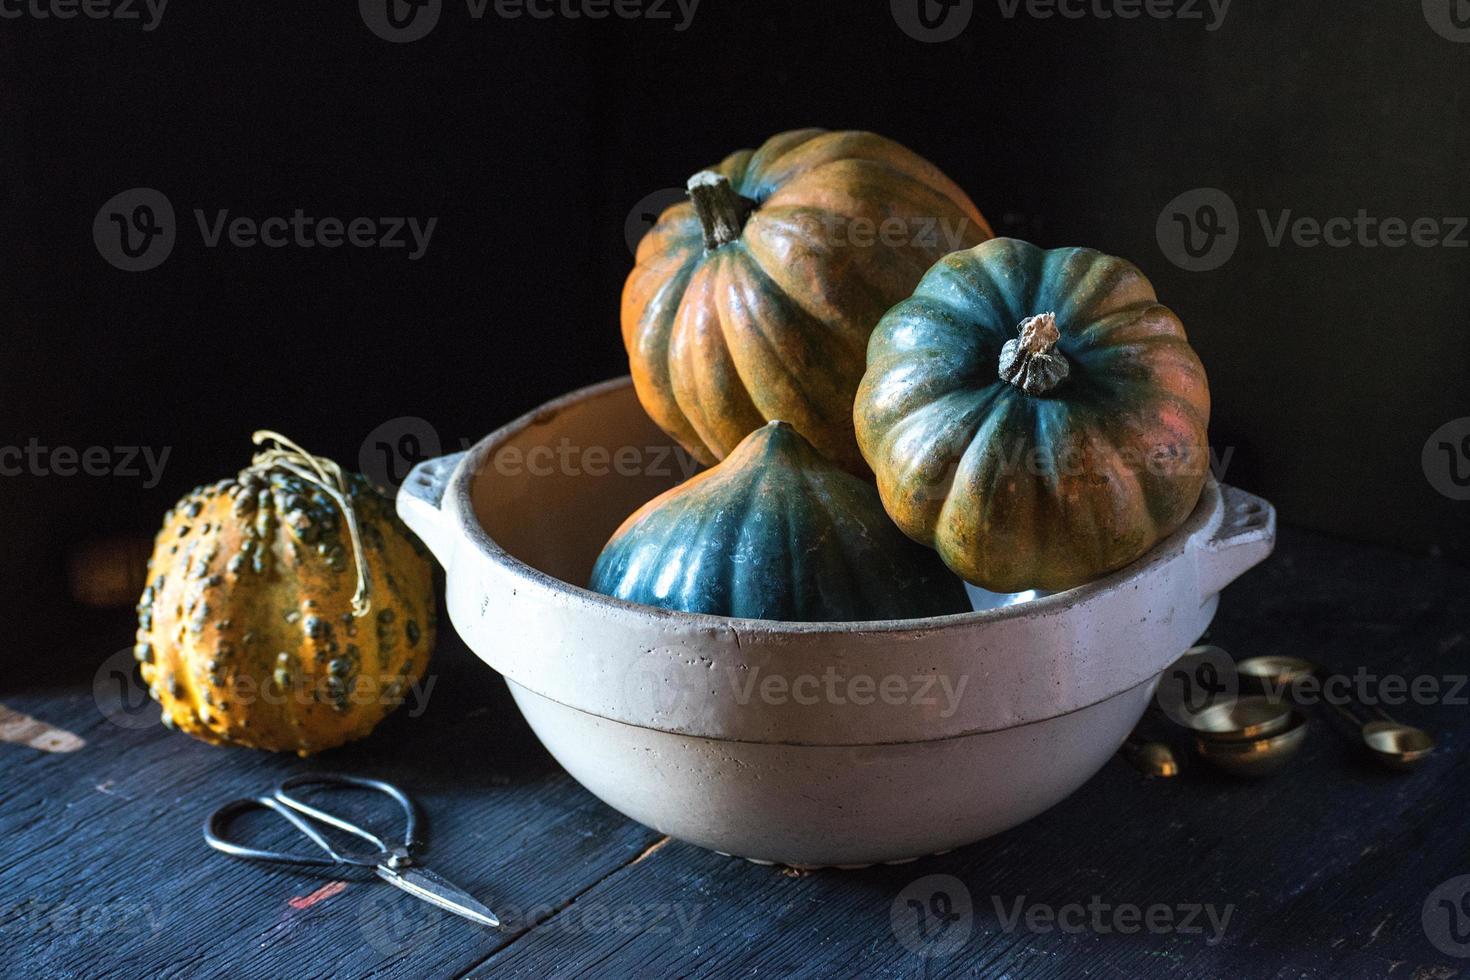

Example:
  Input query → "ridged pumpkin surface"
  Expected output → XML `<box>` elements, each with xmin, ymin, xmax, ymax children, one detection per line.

<box><xmin>622</xmin><ymin>129</ymin><xmax>991</xmax><ymax>472</ymax></box>
<box><xmin>855</xmin><ymin>238</ymin><xmax>1211</xmax><ymax>593</ymax></box>
<box><xmin>589</xmin><ymin>421</ymin><xmax>972</xmax><ymax>622</ymax></box>
<box><xmin>134</xmin><ymin>467</ymin><xmax>436</xmax><ymax>755</ymax></box>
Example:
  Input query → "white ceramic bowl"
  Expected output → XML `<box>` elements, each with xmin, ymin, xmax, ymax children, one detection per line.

<box><xmin>398</xmin><ymin>377</ymin><xmax>1275</xmax><ymax>868</ymax></box>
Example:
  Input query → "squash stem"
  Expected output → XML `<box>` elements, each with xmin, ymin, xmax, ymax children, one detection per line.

<box><xmin>687</xmin><ymin>171</ymin><xmax>753</xmax><ymax>250</ymax></box>
<box><xmin>248</xmin><ymin>431</ymin><xmax>374</xmax><ymax>617</ymax></box>
<box><xmin>1017</xmin><ymin>312</ymin><xmax>1060</xmax><ymax>356</ymax></box>
<box><xmin>998</xmin><ymin>312</ymin><xmax>1071</xmax><ymax>396</ymax></box>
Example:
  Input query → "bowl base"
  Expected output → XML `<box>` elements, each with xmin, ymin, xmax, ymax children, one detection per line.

<box><xmin>507</xmin><ymin>676</ymin><xmax>1159</xmax><ymax>869</ymax></box>
<box><xmin>720</xmin><ymin>851</ymin><xmax>924</xmax><ymax>870</ymax></box>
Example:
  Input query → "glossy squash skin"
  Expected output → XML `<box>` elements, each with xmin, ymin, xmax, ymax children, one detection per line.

<box><xmin>855</xmin><ymin>238</ymin><xmax>1211</xmax><ymax>593</ymax></box>
<box><xmin>589</xmin><ymin>421</ymin><xmax>972</xmax><ymax>622</ymax></box>
<box><xmin>134</xmin><ymin>468</ymin><xmax>436</xmax><ymax>755</ymax></box>
<box><xmin>622</xmin><ymin>129</ymin><xmax>991</xmax><ymax>472</ymax></box>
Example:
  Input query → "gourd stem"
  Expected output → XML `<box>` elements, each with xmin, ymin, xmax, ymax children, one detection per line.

<box><xmin>998</xmin><ymin>312</ymin><xmax>1071</xmax><ymax>396</ymax></box>
<box><xmin>687</xmin><ymin>171</ymin><xmax>753</xmax><ymax>250</ymax></box>
<box><xmin>248</xmin><ymin>430</ymin><xmax>373</xmax><ymax>617</ymax></box>
<box><xmin>1017</xmin><ymin>312</ymin><xmax>1060</xmax><ymax>357</ymax></box>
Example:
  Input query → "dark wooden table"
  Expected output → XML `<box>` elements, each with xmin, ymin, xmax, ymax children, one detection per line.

<box><xmin>4</xmin><ymin>525</ymin><xmax>1468</xmax><ymax>979</ymax></box>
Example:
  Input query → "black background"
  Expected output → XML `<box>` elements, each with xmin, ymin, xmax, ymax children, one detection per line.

<box><xmin>3</xmin><ymin>0</ymin><xmax>1467</xmax><ymax>648</ymax></box>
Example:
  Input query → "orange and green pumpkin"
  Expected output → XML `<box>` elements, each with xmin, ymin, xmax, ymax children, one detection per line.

<box><xmin>855</xmin><ymin>238</ymin><xmax>1211</xmax><ymax>593</ymax></box>
<box><xmin>622</xmin><ymin>128</ymin><xmax>991</xmax><ymax>472</ymax></box>
<box><xmin>134</xmin><ymin>434</ymin><xmax>436</xmax><ymax>755</ymax></box>
<box><xmin>589</xmin><ymin>421</ymin><xmax>971</xmax><ymax>622</ymax></box>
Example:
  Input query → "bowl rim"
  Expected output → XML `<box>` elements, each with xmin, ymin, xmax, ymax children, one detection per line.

<box><xmin>441</xmin><ymin>376</ymin><xmax>1225</xmax><ymax>636</ymax></box>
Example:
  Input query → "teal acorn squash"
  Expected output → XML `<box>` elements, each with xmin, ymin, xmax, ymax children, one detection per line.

<box><xmin>589</xmin><ymin>421</ymin><xmax>972</xmax><ymax>622</ymax></box>
<box><xmin>854</xmin><ymin>238</ymin><xmax>1211</xmax><ymax>594</ymax></box>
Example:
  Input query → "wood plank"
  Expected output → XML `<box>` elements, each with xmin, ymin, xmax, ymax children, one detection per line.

<box><xmin>0</xmin><ymin>628</ymin><xmax>663</xmax><ymax>979</ymax></box>
<box><xmin>4</xmin><ymin>526</ymin><xmax>1468</xmax><ymax>978</ymax></box>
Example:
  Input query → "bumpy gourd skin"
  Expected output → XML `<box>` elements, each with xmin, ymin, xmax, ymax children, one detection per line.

<box><xmin>622</xmin><ymin>128</ymin><xmax>992</xmax><ymax>472</ymax></box>
<box><xmin>134</xmin><ymin>470</ymin><xmax>435</xmax><ymax>755</ymax></box>
<box><xmin>589</xmin><ymin>421</ymin><xmax>972</xmax><ymax>622</ymax></box>
<box><xmin>855</xmin><ymin>238</ymin><xmax>1211</xmax><ymax>594</ymax></box>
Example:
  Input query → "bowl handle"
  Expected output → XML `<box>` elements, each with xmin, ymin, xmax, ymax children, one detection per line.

<box><xmin>1196</xmin><ymin>483</ymin><xmax>1277</xmax><ymax>601</ymax></box>
<box><xmin>395</xmin><ymin>451</ymin><xmax>468</xmax><ymax>566</ymax></box>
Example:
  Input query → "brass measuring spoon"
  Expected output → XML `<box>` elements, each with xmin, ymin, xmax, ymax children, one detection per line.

<box><xmin>1119</xmin><ymin>733</ymin><xmax>1180</xmax><ymax>778</ymax></box>
<box><xmin>1191</xmin><ymin>709</ymin><xmax>1309</xmax><ymax>777</ymax></box>
<box><xmin>1236</xmin><ymin>654</ymin><xmax>1316</xmax><ymax>689</ymax></box>
<box><xmin>1327</xmin><ymin>699</ymin><xmax>1436</xmax><ymax>770</ymax></box>
<box><xmin>1155</xmin><ymin>645</ymin><xmax>1304</xmax><ymax>776</ymax></box>
<box><xmin>1147</xmin><ymin>648</ymin><xmax>1302</xmax><ymax>777</ymax></box>
<box><xmin>1182</xmin><ymin>695</ymin><xmax>1295</xmax><ymax>740</ymax></box>
<box><xmin>1237</xmin><ymin>655</ymin><xmax>1435</xmax><ymax>770</ymax></box>
<box><xmin>1174</xmin><ymin>692</ymin><xmax>1305</xmax><ymax>777</ymax></box>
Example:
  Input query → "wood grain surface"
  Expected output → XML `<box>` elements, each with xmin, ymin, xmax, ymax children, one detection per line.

<box><xmin>3</xmin><ymin>527</ymin><xmax>1467</xmax><ymax>979</ymax></box>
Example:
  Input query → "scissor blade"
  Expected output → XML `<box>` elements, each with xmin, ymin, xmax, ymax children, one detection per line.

<box><xmin>376</xmin><ymin>864</ymin><xmax>501</xmax><ymax>929</ymax></box>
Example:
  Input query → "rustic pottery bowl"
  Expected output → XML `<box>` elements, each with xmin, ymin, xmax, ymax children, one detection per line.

<box><xmin>398</xmin><ymin>377</ymin><xmax>1276</xmax><ymax>868</ymax></box>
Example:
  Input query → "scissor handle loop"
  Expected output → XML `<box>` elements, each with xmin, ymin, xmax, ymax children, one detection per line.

<box><xmin>203</xmin><ymin>796</ymin><xmax>370</xmax><ymax>866</ymax></box>
<box><xmin>276</xmin><ymin>773</ymin><xmax>419</xmax><ymax>853</ymax></box>
<box><xmin>203</xmin><ymin>773</ymin><xmax>419</xmax><ymax>869</ymax></box>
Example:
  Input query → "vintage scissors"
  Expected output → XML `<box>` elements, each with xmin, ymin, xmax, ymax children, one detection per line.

<box><xmin>203</xmin><ymin>773</ymin><xmax>499</xmax><ymax>929</ymax></box>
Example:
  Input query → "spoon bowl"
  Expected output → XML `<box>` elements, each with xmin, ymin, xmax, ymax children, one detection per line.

<box><xmin>1195</xmin><ymin>711</ymin><xmax>1308</xmax><ymax>777</ymax></box>
<box><xmin>1120</xmin><ymin>738</ymin><xmax>1180</xmax><ymax>778</ymax></box>
<box><xmin>1361</xmin><ymin>720</ymin><xmax>1434</xmax><ymax>770</ymax></box>
<box><xmin>1237</xmin><ymin>655</ymin><xmax>1316</xmax><ymax>688</ymax></box>
<box><xmin>1184</xmin><ymin>695</ymin><xmax>1294</xmax><ymax>740</ymax></box>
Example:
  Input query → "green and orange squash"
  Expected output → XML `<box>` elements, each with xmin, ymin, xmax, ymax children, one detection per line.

<box><xmin>855</xmin><ymin>238</ymin><xmax>1212</xmax><ymax>593</ymax></box>
<box><xmin>622</xmin><ymin>128</ymin><xmax>991</xmax><ymax>472</ymax></box>
<box><xmin>589</xmin><ymin>421</ymin><xmax>971</xmax><ymax>622</ymax></box>
<box><xmin>134</xmin><ymin>434</ymin><xmax>436</xmax><ymax>755</ymax></box>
